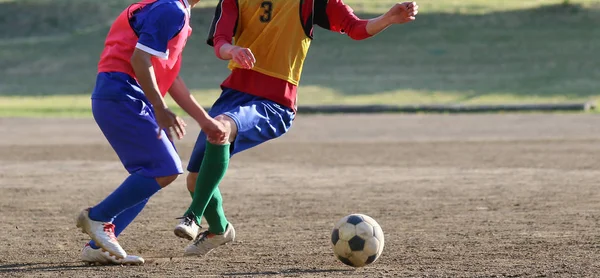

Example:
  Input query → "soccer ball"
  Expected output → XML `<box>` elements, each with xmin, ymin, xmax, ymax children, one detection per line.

<box><xmin>331</xmin><ymin>213</ymin><xmax>384</xmax><ymax>267</ymax></box>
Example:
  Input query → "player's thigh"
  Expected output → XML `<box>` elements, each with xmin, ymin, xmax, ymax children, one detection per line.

<box><xmin>224</xmin><ymin>100</ymin><xmax>295</xmax><ymax>154</ymax></box>
<box><xmin>92</xmin><ymin>98</ymin><xmax>183</xmax><ymax>178</ymax></box>
<box><xmin>187</xmin><ymin>90</ymin><xmax>295</xmax><ymax>173</ymax></box>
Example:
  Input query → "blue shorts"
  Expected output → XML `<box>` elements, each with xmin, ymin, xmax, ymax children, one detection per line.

<box><xmin>92</xmin><ymin>73</ymin><xmax>183</xmax><ymax>178</ymax></box>
<box><xmin>186</xmin><ymin>88</ymin><xmax>295</xmax><ymax>172</ymax></box>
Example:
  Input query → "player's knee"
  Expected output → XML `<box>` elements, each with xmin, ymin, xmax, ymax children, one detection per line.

<box><xmin>155</xmin><ymin>174</ymin><xmax>178</xmax><ymax>188</ymax></box>
<box><xmin>215</xmin><ymin>114</ymin><xmax>238</xmax><ymax>140</ymax></box>
<box><xmin>186</xmin><ymin>172</ymin><xmax>198</xmax><ymax>193</ymax></box>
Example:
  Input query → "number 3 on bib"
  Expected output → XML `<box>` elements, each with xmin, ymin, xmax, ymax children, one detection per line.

<box><xmin>260</xmin><ymin>1</ymin><xmax>273</xmax><ymax>22</ymax></box>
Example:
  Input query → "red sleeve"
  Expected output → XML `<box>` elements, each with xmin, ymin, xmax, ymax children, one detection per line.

<box><xmin>207</xmin><ymin>0</ymin><xmax>239</xmax><ymax>59</ymax></box>
<box><xmin>314</xmin><ymin>0</ymin><xmax>371</xmax><ymax>40</ymax></box>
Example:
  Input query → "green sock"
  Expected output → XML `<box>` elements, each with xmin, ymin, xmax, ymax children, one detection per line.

<box><xmin>187</xmin><ymin>190</ymin><xmax>202</xmax><ymax>225</ymax></box>
<box><xmin>185</xmin><ymin>142</ymin><xmax>230</xmax><ymax>233</ymax></box>
<box><xmin>204</xmin><ymin>188</ymin><xmax>228</xmax><ymax>234</ymax></box>
<box><xmin>187</xmin><ymin>189</ymin><xmax>228</xmax><ymax>234</ymax></box>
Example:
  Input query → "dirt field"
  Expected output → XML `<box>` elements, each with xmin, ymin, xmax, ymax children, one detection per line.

<box><xmin>1</xmin><ymin>114</ymin><xmax>599</xmax><ymax>277</ymax></box>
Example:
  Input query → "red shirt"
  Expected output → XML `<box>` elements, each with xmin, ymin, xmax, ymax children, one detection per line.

<box><xmin>208</xmin><ymin>0</ymin><xmax>371</xmax><ymax>111</ymax></box>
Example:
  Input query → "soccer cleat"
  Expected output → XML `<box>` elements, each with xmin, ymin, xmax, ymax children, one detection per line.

<box><xmin>81</xmin><ymin>243</ymin><xmax>145</xmax><ymax>266</ymax></box>
<box><xmin>75</xmin><ymin>208</ymin><xmax>127</xmax><ymax>259</ymax></box>
<box><xmin>184</xmin><ymin>223</ymin><xmax>235</xmax><ymax>256</ymax></box>
<box><xmin>174</xmin><ymin>212</ymin><xmax>201</xmax><ymax>241</ymax></box>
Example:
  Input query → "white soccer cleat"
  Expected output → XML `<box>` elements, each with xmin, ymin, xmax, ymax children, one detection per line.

<box><xmin>174</xmin><ymin>212</ymin><xmax>201</xmax><ymax>240</ymax></box>
<box><xmin>184</xmin><ymin>223</ymin><xmax>235</xmax><ymax>256</ymax></box>
<box><xmin>81</xmin><ymin>243</ymin><xmax>145</xmax><ymax>266</ymax></box>
<box><xmin>75</xmin><ymin>208</ymin><xmax>127</xmax><ymax>259</ymax></box>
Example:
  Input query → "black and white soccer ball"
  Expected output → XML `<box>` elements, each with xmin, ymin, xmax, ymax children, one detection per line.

<box><xmin>331</xmin><ymin>213</ymin><xmax>384</xmax><ymax>267</ymax></box>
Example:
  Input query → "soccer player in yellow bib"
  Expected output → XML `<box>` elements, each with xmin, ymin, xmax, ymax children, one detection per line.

<box><xmin>174</xmin><ymin>0</ymin><xmax>419</xmax><ymax>256</ymax></box>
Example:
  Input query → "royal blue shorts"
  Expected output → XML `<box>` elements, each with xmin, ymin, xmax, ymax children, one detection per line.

<box><xmin>186</xmin><ymin>88</ymin><xmax>295</xmax><ymax>173</ymax></box>
<box><xmin>92</xmin><ymin>72</ymin><xmax>183</xmax><ymax>178</ymax></box>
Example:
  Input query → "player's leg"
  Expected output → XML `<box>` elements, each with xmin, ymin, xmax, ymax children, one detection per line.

<box><xmin>182</xmin><ymin>90</ymin><xmax>295</xmax><ymax>256</ymax></box>
<box><xmin>183</xmin><ymin>114</ymin><xmax>235</xmax><ymax>257</ymax></box>
<box><xmin>173</xmin><ymin>89</ymin><xmax>240</xmax><ymax>240</ymax></box>
<box><xmin>174</xmin><ymin>132</ymin><xmax>209</xmax><ymax>239</ymax></box>
<box><xmin>202</xmin><ymin>188</ymin><xmax>227</xmax><ymax>233</ymax></box>
<box><xmin>77</xmin><ymin>97</ymin><xmax>183</xmax><ymax>260</ymax></box>
<box><xmin>174</xmin><ymin>166</ymin><xmax>228</xmax><ymax>240</ymax></box>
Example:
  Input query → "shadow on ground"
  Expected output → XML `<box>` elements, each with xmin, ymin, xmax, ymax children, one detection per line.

<box><xmin>0</xmin><ymin>262</ymin><xmax>108</xmax><ymax>274</ymax></box>
<box><xmin>222</xmin><ymin>268</ymin><xmax>354</xmax><ymax>276</ymax></box>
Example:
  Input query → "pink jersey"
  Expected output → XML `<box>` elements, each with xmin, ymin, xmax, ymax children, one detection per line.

<box><xmin>97</xmin><ymin>0</ymin><xmax>192</xmax><ymax>96</ymax></box>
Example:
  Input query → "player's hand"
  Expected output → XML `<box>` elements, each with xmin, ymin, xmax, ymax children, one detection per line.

<box><xmin>230</xmin><ymin>46</ymin><xmax>256</xmax><ymax>69</ymax></box>
<box><xmin>154</xmin><ymin>107</ymin><xmax>187</xmax><ymax>141</ymax></box>
<box><xmin>199</xmin><ymin>117</ymin><xmax>228</xmax><ymax>144</ymax></box>
<box><xmin>384</xmin><ymin>2</ymin><xmax>419</xmax><ymax>24</ymax></box>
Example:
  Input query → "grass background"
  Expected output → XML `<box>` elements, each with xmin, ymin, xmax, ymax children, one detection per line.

<box><xmin>0</xmin><ymin>0</ymin><xmax>598</xmax><ymax>117</ymax></box>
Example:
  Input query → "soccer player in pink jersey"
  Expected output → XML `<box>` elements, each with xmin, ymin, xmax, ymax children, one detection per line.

<box><xmin>75</xmin><ymin>0</ymin><xmax>225</xmax><ymax>265</ymax></box>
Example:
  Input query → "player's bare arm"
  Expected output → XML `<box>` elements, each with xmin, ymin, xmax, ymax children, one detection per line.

<box><xmin>131</xmin><ymin>48</ymin><xmax>186</xmax><ymax>140</ymax></box>
<box><xmin>169</xmin><ymin>72</ymin><xmax>236</xmax><ymax>145</ymax></box>
<box><xmin>168</xmin><ymin>75</ymin><xmax>227</xmax><ymax>142</ymax></box>
<box><xmin>366</xmin><ymin>2</ymin><xmax>419</xmax><ymax>36</ymax></box>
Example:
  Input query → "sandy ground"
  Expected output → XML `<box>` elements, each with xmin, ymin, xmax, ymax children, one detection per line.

<box><xmin>0</xmin><ymin>114</ymin><xmax>599</xmax><ymax>277</ymax></box>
